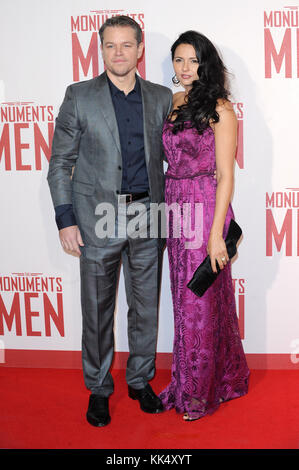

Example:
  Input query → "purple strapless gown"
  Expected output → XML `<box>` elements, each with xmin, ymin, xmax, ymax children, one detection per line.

<box><xmin>159</xmin><ymin>122</ymin><xmax>250</xmax><ymax>419</ymax></box>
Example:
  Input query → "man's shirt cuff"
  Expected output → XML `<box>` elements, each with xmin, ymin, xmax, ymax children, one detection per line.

<box><xmin>55</xmin><ymin>204</ymin><xmax>77</xmax><ymax>230</ymax></box>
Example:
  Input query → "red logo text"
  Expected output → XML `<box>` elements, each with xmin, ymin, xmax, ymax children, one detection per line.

<box><xmin>0</xmin><ymin>273</ymin><xmax>65</xmax><ymax>337</ymax></box>
<box><xmin>264</xmin><ymin>6</ymin><xmax>299</xmax><ymax>78</ymax></box>
<box><xmin>266</xmin><ymin>189</ymin><xmax>299</xmax><ymax>255</ymax></box>
<box><xmin>0</xmin><ymin>102</ymin><xmax>54</xmax><ymax>171</ymax></box>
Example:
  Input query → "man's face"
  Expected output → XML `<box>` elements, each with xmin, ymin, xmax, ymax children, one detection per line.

<box><xmin>101</xmin><ymin>26</ymin><xmax>144</xmax><ymax>77</ymax></box>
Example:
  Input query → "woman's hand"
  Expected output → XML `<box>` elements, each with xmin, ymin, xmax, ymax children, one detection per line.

<box><xmin>207</xmin><ymin>232</ymin><xmax>229</xmax><ymax>273</ymax></box>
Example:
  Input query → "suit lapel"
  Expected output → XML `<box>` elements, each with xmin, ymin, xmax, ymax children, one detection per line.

<box><xmin>94</xmin><ymin>73</ymin><xmax>156</xmax><ymax>164</ymax></box>
<box><xmin>139</xmin><ymin>77</ymin><xmax>156</xmax><ymax>166</ymax></box>
<box><xmin>95</xmin><ymin>73</ymin><xmax>121</xmax><ymax>155</ymax></box>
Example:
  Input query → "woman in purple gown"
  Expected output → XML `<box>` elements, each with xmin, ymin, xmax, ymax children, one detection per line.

<box><xmin>159</xmin><ymin>31</ymin><xmax>250</xmax><ymax>421</ymax></box>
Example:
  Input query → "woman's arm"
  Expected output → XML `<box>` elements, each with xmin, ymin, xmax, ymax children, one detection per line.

<box><xmin>207</xmin><ymin>100</ymin><xmax>238</xmax><ymax>273</ymax></box>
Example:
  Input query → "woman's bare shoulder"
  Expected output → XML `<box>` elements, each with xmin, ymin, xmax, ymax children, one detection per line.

<box><xmin>216</xmin><ymin>98</ymin><xmax>235</xmax><ymax>113</ymax></box>
<box><xmin>172</xmin><ymin>91</ymin><xmax>185</xmax><ymax>105</ymax></box>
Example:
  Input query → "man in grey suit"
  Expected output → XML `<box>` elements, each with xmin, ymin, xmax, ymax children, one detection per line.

<box><xmin>47</xmin><ymin>16</ymin><xmax>172</xmax><ymax>427</ymax></box>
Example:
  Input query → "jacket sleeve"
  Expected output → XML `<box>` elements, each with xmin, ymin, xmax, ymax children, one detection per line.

<box><xmin>47</xmin><ymin>85</ymin><xmax>82</xmax><ymax>208</ymax></box>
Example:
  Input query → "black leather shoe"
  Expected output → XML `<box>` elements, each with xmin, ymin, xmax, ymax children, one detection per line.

<box><xmin>86</xmin><ymin>394</ymin><xmax>111</xmax><ymax>427</ymax></box>
<box><xmin>128</xmin><ymin>384</ymin><xmax>164</xmax><ymax>414</ymax></box>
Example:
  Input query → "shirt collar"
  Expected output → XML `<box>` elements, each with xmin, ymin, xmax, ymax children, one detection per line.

<box><xmin>107</xmin><ymin>73</ymin><xmax>141</xmax><ymax>97</ymax></box>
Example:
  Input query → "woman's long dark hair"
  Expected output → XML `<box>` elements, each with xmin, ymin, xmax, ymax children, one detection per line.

<box><xmin>169</xmin><ymin>30</ymin><xmax>230</xmax><ymax>134</ymax></box>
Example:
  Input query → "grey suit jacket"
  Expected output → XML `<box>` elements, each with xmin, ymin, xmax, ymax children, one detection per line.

<box><xmin>47</xmin><ymin>72</ymin><xmax>173</xmax><ymax>247</ymax></box>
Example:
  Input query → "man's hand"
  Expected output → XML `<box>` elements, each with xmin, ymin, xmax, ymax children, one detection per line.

<box><xmin>59</xmin><ymin>225</ymin><xmax>84</xmax><ymax>257</ymax></box>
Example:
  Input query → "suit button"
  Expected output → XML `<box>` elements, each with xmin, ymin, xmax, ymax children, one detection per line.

<box><xmin>116</xmin><ymin>190</ymin><xmax>120</xmax><ymax>194</ymax></box>
<box><xmin>118</xmin><ymin>166</ymin><xmax>122</xmax><ymax>170</ymax></box>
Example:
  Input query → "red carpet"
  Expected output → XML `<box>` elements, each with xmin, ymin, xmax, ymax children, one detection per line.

<box><xmin>0</xmin><ymin>368</ymin><xmax>299</xmax><ymax>449</ymax></box>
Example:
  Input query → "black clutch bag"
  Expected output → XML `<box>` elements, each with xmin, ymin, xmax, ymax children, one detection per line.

<box><xmin>187</xmin><ymin>219</ymin><xmax>242</xmax><ymax>297</ymax></box>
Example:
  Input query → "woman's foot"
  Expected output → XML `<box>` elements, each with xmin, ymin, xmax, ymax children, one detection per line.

<box><xmin>183</xmin><ymin>412</ymin><xmax>200</xmax><ymax>422</ymax></box>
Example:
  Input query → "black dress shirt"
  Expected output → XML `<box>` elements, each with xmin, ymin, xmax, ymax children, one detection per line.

<box><xmin>108</xmin><ymin>75</ymin><xmax>149</xmax><ymax>193</ymax></box>
<box><xmin>54</xmin><ymin>75</ymin><xmax>149</xmax><ymax>230</ymax></box>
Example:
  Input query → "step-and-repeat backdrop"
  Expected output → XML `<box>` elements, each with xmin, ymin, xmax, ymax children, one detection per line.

<box><xmin>0</xmin><ymin>0</ymin><xmax>298</xmax><ymax>368</ymax></box>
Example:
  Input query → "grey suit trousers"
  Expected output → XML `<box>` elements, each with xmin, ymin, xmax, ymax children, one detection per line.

<box><xmin>79</xmin><ymin>197</ymin><xmax>163</xmax><ymax>396</ymax></box>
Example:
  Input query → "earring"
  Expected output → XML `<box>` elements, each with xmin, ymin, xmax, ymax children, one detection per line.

<box><xmin>172</xmin><ymin>74</ymin><xmax>180</xmax><ymax>87</ymax></box>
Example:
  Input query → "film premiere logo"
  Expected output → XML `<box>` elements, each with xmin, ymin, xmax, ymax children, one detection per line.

<box><xmin>0</xmin><ymin>102</ymin><xmax>54</xmax><ymax>171</ymax></box>
<box><xmin>71</xmin><ymin>9</ymin><xmax>146</xmax><ymax>82</ymax></box>
<box><xmin>0</xmin><ymin>273</ymin><xmax>65</xmax><ymax>338</ymax></box>
<box><xmin>266</xmin><ymin>188</ymin><xmax>299</xmax><ymax>256</ymax></box>
<box><xmin>264</xmin><ymin>5</ymin><xmax>299</xmax><ymax>78</ymax></box>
